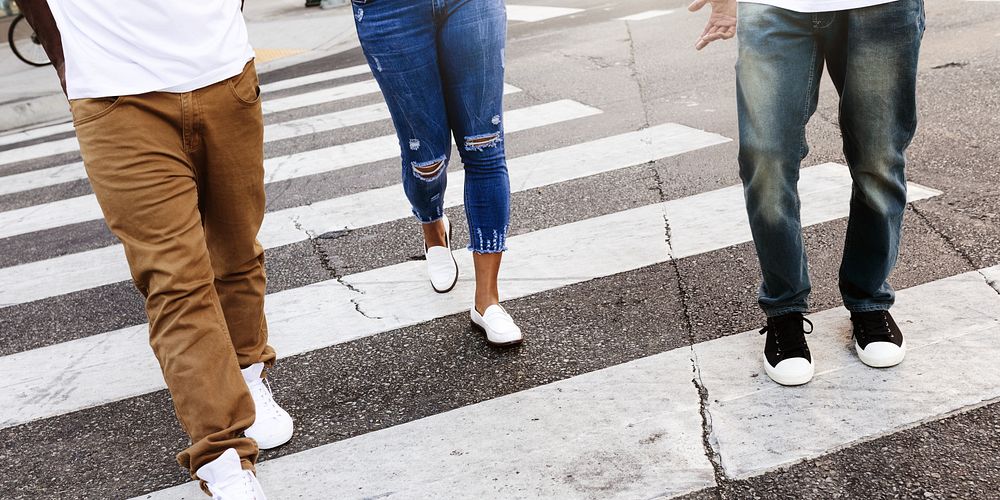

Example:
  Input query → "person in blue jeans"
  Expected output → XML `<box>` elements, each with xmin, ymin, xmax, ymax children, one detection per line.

<box><xmin>690</xmin><ymin>0</ymin><xmax>924</xmax><ymax>385</ymax></box>
<box><xmin>350</xmin><ymin>0</ymin><xmax>522</xmax><ymax>346</ymax></box>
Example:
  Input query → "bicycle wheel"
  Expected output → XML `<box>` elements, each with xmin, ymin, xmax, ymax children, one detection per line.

<box><xmin>9</xmin><ymin>14</ymin><xmax>52</xmax><ymax>67</ymax></box>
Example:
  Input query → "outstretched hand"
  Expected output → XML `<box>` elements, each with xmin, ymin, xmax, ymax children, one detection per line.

<box><xmin>688</xmin><ymin>0</ymin><xmax>737</xmax><ymax>50</ymax></box>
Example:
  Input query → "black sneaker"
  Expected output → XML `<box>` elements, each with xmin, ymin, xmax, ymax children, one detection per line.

<box><xmin>759</xmin><ymin>312</ymin><xmax>815</xmax><ymax>386</ymax></box>
<box><xmin>851</xmin><ymin>310</ymin><xmax>906</xmax><ymax>368</ymax></box>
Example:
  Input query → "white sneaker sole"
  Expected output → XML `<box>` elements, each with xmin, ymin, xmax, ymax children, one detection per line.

<box><xmin>764</xmin><ymin>358</ymin><xmax>815</xmax><ymax>386</ymax></box>
<box><xmin>253</xmin><ymin>430</ymin><xmax>293</xmax><ymax>450</ymax></box>
<box><xmin>855</xmin><ymin>340</ymin><xmax>906</xmax><ymax>368</ymax></box>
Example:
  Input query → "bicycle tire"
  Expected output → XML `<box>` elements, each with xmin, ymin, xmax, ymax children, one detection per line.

<box><xmin>9</xmin><ymin>14</ymin><xmax>52</xmax><ymax>67</ymax></box>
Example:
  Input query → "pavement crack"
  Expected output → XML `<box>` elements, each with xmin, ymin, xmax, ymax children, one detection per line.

<box><xmin>293</xmin><ymin>217</ymin><xmax>383</xmax><ymax>320</ymax></box>
<box><xmin>910</xmin><ymin>205</ymin><xmax>998</xmax><ymax>296</ymax></box>
<box><xmin>624</xmin><ymin>23</ymin><xmax>651</xmax><ymax>128</ymax></box>
<box><xmin>650</xmin><ymin>165</ymin><xmax>728</xmax><ymax>492</ymax></box>
<box><xmin>690</xmin><ymin>347</ymin><xmax>728</xmax><ymax>495</ymax></box>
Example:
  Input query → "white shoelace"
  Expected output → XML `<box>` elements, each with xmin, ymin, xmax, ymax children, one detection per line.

<box><xmin>248</xmin><ymin>378</ymin><xmax>281</xmax><ymax>418</ymax></box>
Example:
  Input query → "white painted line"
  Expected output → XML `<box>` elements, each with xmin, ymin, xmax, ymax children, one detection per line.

<box><xmin>0</xmin><ymin>135</ymin><xmax>80</xmax><ymax>167</ymax></box>
<box><xmin>0</xmin><ymin>80</ymin><xmax>385</xmax><ymax>168</ymax></box>
<box><xmin>0</xmin><ymin>121</ymin><xmax>74</xmax><ymax>148</ymax></box>
<box><xmin>135</xmin><ymin>350</ymin><xmax>715</xmax><ymax>500</ymax></box>
<box><xmin>0</xmin><ymin>77</ymin><xmax>504</xmax><ymax>170</ymax></box>
<box><xmin>260</xmin><ymin>123</ymin><xmax>730</xmax><ymax>249</ymax></box>
<box><xmin>136</xmin><ymin>263</ymin><xmax>1000</xmax><ymax>498</ymax></box>
<box><xmin>0</xmin><ymin>99</ymin><xmax>601</xmax><ymax>297</ymax></box>
<box><xmin>0</xmin><ymin>65</ymin><xmax>371</xmax><ymax>149</ymax></box>
<box><xmin>0</xmin><ymin>195</ymin><xmax>105</xmax><ymax>241</ymax></box>
<box><xmin>0</xmin><ymin>85</ymin><xmax>520</xmax><ymax>196</ymax></box>
<box><xmin>505</xmin><ymin>5</ymin><xmax>584</xmax><ymax>22</ymax></box>
<box><xmin>260</xmin><ymin>79</ymin><xmax>383</xmax><ymax>114</ymax></box>
<box><xmin>695</xmin><ymin>266</ymin><xmax>1000</xmax><ymax>478</ymax></box>
<box><xmin>0</xmin><ymin>164</ymin><xmax>941</xmax><ymax>430</ymax></box>
<box><xmin>0</xmin><ymin>102</ymin><xmax>390</xmax><ymax>197</ymax></box>
<box><xmin>0</xmin><ymin>88</ymin><xmax>532</xmax><ymax>241</ymax></box>
<box><xmin>258</xmin><ymin>64</ymin><xmax>371</xmax><ymax>94</ymax></box>
<box><xmin>617</xmin><ymin>9</ymin><xmax>675</xmax><ymax>21</ymax></box>
<box><xmin>0</xmin><ymin>161</ymin><xmax>88</xmax><ymax>197</ymax></box>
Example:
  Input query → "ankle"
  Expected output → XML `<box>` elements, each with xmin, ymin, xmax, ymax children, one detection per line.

<box><xmin>422</xmin><ymin>219</ymin><xmax>448</xmax><ymax>248</ymax></box>
<box><xmin>475</xmin><ymin>297</ymin><xmax>499</xmax><ymax>315</ymax></box>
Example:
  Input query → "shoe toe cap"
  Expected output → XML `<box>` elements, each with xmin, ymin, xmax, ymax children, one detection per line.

<box><xmin>856</xmin><ymin>340</ymin><xmax>906</xmax><ymax>368</ymax></box>
<box><xmin>426</xmin><ymin>248</ymin><xmax>458</xmax><ymax>290</ymax></box>
<box><xmin>246</xmin><ymin>411</ymin><xmax>294</xmax><ymax>449</ymax></box>
<box><xmin>766</xmin><ymin>357</ymin><xmax>814</xmax><ymax>386</ymax></box>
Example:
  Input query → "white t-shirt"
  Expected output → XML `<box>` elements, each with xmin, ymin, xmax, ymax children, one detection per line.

<box><xmin>738</xmin><ymin>0</ymin><xmax>898</xmax><ymax>13</ymax></box>
<box><xmin>47</xmin><ymin>1</ymin><xmax>255</xmax><ymax>99</ymax></box>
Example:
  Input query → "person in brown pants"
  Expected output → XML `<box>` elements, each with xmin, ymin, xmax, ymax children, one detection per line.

<box><xmin>19</xmin><ymin>1</ymin><xmax>293</xmax><ymax>497</ymax></box>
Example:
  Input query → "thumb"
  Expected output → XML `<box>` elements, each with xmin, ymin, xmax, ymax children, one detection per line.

<box><xmin>688</xmin><ymin>0</ymin><xmax>710</xmax><ymax>12</ymax></box>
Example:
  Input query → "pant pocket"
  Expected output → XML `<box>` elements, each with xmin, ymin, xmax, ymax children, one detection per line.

<box><xmin>228</xmin><ymin>61</ymin><xmax>261</xmax><ymax>106</ymax></box>
<box><xmin>70</xmin><ymin>96</ymin><xmax>123</xmax><ymax>126</ymax></box>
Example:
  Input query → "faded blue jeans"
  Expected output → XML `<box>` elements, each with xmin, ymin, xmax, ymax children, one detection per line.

<box><xmin>737</xmin><ymin>0</ymin><xmax>925</xmax><ymax>317</ymax></box>
<box><xmin>352</xmin><ymin>0</ymin><xmax>510</xmax><ymax>253</ymax></box>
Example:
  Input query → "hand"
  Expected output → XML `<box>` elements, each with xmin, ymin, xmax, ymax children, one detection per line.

<box><xmin>688</xmin><ymin>0</ymin><xmax>737</xmax><ymax>50</ymax></box>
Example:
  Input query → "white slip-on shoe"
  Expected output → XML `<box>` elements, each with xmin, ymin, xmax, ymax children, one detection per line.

<box><xmin>470</xmin><ymin>304</ymin><xmax>523</xmax><ymax>346</ymax></box>
<box><xmin>425</xmin><ymin>214</ymin><xmax>459</xmax><ymax>293</ymax></box>
<box><xmin>242</xmin><ymin>363</ymin><xmax>294</xmax><ymax>450</ymax></box>
<box><xmin>196</xmin><ymin>448</ymin><xmax>267</xmax><ymax>500</ymax></box>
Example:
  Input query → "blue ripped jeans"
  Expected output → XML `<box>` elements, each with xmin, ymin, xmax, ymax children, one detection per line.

<box><xmin>737</xmin><ymin>0</ymin><xmax>925</xmax><ymax>317</ymax></box>
<box><xmin>352</xmin><ymin>0</ymin><xmax>510</xmax><ymax>253</ymax></box>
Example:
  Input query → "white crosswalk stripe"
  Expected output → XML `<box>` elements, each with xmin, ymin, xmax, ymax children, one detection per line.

<box><xmin>0</xmin><ymin>37</ymin><xmax>978</xmax><ymax>498</ymax></box>
<box><xmin>0</xmin><ymin>72</ymin><xmax>501</xmax><ymax>170</ymax></box>
<box><xmin>258</xmin><ymin>64</ymin><xmax>372</xmax><ymax>93</ymax></box>
<box><xmin>0</xmin><ymin>164</ymin><xmax>941</xmax><ymax>430</ymax></box>
<box><xmin>617</xmin><ymin>9</ymin><xmax>676</xmax><ymax>21</ymax></box>
<box><xmin>0</xmin><ymin>121</ymin><xmax>74</xmax><ymax>147</ymax></box>
<box><xmin>0</xmin><ymin>65</ymin><xmax>370</xmax><ymax>157</ymax></box>
<box><xmin>136</xmin><ymin>264</ymin><xmax>1000</xmax><ymax>499</ymax></box>
<box><xmin>0</xmin><ymin>84</ymin><xmax>520</xmax><ymax>198</ymax></box>
<box><xmin>0</xmin><ymin>78</ymin><xmax>387</xmax><ymax>168</ymax></box>
<box><xmin>0</xmin><ymin>93</ymin><xmax>559</xmax><ymax>243</ymax></box>
<box><xmin>506</xmin><ymin>5</ymin><xmax>585</xmax><ymax>22</ymax></box>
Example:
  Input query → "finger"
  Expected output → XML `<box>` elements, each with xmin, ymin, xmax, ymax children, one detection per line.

<box><xmin>696</xmin><ymin>31</ymin><xmax>722</xmax><ymax>50</ymax></box>
<box><xmin>700</xmin><ymin>22</ymin><xmax>713</xmax><ymax>38</ymax></box>
<box><xmin>688</xmin><ymin>0</ymin><xmax>710</xmax><ymax>12</ymax></box>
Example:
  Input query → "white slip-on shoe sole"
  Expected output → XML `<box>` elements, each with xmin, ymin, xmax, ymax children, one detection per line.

<box><xmin>764</xmin><ymin>357</ymin><xmax>814</xmax><ymax>386</ymax></box>
<box><xmin>426</xmin><ymin>216</ymin><xmax>458</xmax><ymax>294</ymax></box>
<box><xmin>470</xmin><ymin>305</ymin><xmax>523</xmax><ymax>347</ymax></box>
<box><xmin>855</xmin><ymin>340</ymin><xmax>906</xmax><ymax>368</ymax></box>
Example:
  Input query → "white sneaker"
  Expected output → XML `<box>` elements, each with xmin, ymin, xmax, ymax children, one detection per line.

<box><xmin>196</xmin><ymin>448</ymin><xmax>267</xmax><ymax>500</ymax></box>
<box><xmin>242</xmin><ymin>363</ymin><xmax>294</xmax><ymax>450</ymax></box>
<box><xmin>470</xmin><ymin>304</ymin><xmax>523</xmax><ymax>346</ymax></box>
<box><xmin>425</xmin><ymin>215</ymin><xmax>459</xmax><ymax>293</ymax></box>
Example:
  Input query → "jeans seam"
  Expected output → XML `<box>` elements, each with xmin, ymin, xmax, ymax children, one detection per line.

<box><xmin>847</xmin><ymin>304</ymin><xmax>892</xmax><ymax>313</ymax></box>
<box><xmin>798</xmin><ymin>42</ymin><xmax>819</xmax><ymax>159</ymax></box>
<box><xmin>763</xmin><ymin>305</ymin><xmax>809</xmax><ymax>318</ymax></box>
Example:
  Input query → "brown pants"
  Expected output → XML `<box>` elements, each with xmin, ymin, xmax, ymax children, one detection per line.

<box><xmin>70</xmin><ymin>61</ymin><xmax>275</xmax><ymax>478</ymax></box>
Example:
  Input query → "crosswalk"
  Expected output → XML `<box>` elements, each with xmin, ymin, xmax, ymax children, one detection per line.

<box><xmin>0</xmin><ymin>3</ymin><xmax>993</xmax><ymax>499</ymax></box>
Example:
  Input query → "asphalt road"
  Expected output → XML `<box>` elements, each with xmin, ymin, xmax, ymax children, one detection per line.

<box><xmin>0</xmin><ymin>0</ymin><xmax>998</xmax><ymax>498</ymax></box>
